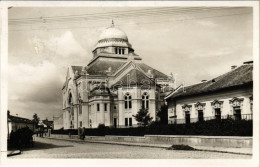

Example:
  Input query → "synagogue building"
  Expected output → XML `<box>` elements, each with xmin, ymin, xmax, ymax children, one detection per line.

<box><xmin>62</xmin><ymin>22</ymin><xmax>172</xmax><ymax>129</ymax></box>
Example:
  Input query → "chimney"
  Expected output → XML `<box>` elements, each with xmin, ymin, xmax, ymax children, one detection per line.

<box><xmin>201</xmin><ymin>80</ymin><xmax>207</xmax><ymax>83</ymax></box>
<box><xmin>231</xmin><ymin>65</ymin><xmax>237</xmax><ymax>70</ymax></box>
<box><xmin>243</xmin><ymin>61</ymin><xmax>253</xmax><ymax>65</ymax></box>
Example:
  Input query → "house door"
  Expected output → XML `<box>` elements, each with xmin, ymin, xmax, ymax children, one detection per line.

<box><xmin>114</xmin><ymin>118</ymin><xmax>117</xmax><ymax>128</ymax></box>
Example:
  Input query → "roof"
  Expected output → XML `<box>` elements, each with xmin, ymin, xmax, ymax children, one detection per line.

<box><xmin>8</xmin><ymin>115</ymin><xmax>34</xmax><ymax>124</ymax></box>
<box><xmin>137</xmin><ymin>63</ymin><xmax>168</xmax><ymax>79</ymax></box>
<box><xmin>112</xmin><ymin>68</ymin><xmax>155</xmax><ymax>87</ymax></box>
<box><xmin>166</xmin><ymin>64</ymin><xmax>253</xmax><ymax>100</ymax></box>
<box><xmin>98</xmin><ymin>25</ymin><xmax>128</xmax><ymax>42</ymax></box>
<box><xmin>86</xmin><ymin>59</ymin><xmax>168</xmax><ymax>78</ymax></box>
<box><xmin>87</xmin><ymin>59</ymin><xmax>126</xmax><ymax>76</ymax></box>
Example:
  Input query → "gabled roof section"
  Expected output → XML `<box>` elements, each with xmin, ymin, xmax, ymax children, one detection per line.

<box><xmin>137</xmin><ymin>63</ymin><xmax>168</xmax><ymax>79</ymax></box>
<box><xmin>166</xmin><ymin>64</ymin><xmax>253</xmax><ymax>100</ymax></box>
<box><xmin>87</xmin><ymin>59</ymin><xmax>127</xmax><ymax>76</ymax></box>
<box><xmin>112</xmin><ymin>68</ymin><xmax>155</xmax><ymax>87</ymax></box>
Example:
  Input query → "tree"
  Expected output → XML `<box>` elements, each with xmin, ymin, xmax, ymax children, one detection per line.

<box><xmin>157</xmin><ymin>105</ymin><xmax>168</xmax><ymax>125</ymax></box>
<box><xmin>32</xmin><ymin>113</ymin><xmax>40</xmax><ymax>126</ymax></box>
<box><xmin>133</xmin><ymin>108</ymin><xmax>153</xmax><ymax>127</ymax></box>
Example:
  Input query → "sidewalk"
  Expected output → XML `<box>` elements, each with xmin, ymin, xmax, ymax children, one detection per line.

<box><xmin>47</xmin><ymin>137</ymin><xmax>252</xmax><ymax>155</ymax></box>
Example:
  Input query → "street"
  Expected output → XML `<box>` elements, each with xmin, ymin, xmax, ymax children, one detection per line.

<box><xmin>9</xmin><ymin>137</ymin><xmax>251</xmax><ymax>159</ymax></box>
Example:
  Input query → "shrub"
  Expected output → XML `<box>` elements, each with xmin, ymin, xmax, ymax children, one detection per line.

<box><xmin>51</xmin><ymin>119</ymin><xmax>252</xmax><ymax>136</ymax></box>
<box><xmin>9</xmin><ymin>127</ymin><xmax>34</xmax><ymax>149</ymax></box>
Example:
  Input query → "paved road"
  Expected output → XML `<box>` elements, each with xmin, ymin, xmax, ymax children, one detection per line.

<box><xmin>11</xmin><ymin>137</ymin><xmax>251</xmax><ymax>159</ymax></box>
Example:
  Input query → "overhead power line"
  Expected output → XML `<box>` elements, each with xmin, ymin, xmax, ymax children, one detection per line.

<box><xmin>9</xmin><ymin>12</ymin><xmax>252</xmax><ymax>32</ymax></box>
<box><xmin>9</xmin><ymin>7</ymin><xmax>245</xmax><ymax>26</ymax></box>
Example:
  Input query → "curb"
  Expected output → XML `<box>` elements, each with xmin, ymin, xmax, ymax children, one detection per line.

<box><xmin>46</xmin><ymin>137</ymin><xmax>252</xmax><ymax>156</ymax></box>
<box><xmin>47</xmin><ymin>137</ymin><xmax>168</xmax><ymax>149</ymax></box>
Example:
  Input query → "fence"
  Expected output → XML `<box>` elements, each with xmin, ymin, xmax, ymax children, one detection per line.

<box><xmin>169</xmin><ymin>114</ymin><xmax>253</xmax><ymax>124</ymax></box>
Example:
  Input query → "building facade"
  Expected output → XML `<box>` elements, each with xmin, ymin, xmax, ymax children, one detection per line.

<box><xmin>166</xmin><ymin>62</ymin><xmax>253</xmax><ymax>124</ymax></box>
<box><xmin>62</xmin><ymin>23</ymin><xmax>172</xmax><ymax>129</ymax></box>
<box><xmin>8</xmin><ymin>112</ymin><xmax>35</xmax><ymax>138</ymax></box>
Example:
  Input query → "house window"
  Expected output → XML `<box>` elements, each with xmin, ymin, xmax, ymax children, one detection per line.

<box><xmin>230</xmin><ymin>97</ymin><xmax>243</xmax><ymax>120</ymax></box>
<box><xmin>97</xmin><ymin>103</ymin><xmax>100</xmax><ymax>112</ymax></box>
<box><xmin>185</xmin><ymin>111</ymin><xmax>190</xmax><ymax>124</ymax></box>
<box><xmin>142</xmin><ymin>92</ymin><xmax>149</xmax><ymax>109</ymax></box>
<box><xmin>250</xmin><ymin>96</ymin><xmax>253</xmax><ymax>114</ymax></box>
<box><xmin>124</xmin><ymin>93</ymin><xmax>132</xmax><ymax>109</ymax></box>
<box><xmin>80</xmin><ymin>121</ymin><xmax>82</xmax><ymax>127</ymax></box>
<box><xmin>211</xmin><ymin>100</ymin><xmax>223</xmax><ymax>121</ymax></box>
<box><xmin>104</xmin><ymin>103</ymin><xmax>107</xmax><ymax>112</ymax></box>
<box><xmin>198</xmin><ymin>110</ymin><xmax>204</xmax><ymax>122</ymax></box>
<box><xmin>129</xmin><ymin>118</ymin><xmax>132</xmax><ymax>126</ymax></box>
<box><xmin>215</xmin><ymin>108</ymin><xmax>221</xmax><ymax>120</ymax></box>
<box><xmin>125</xmin><ymin>118</ymin><xmax>128</xmax><ymax>126</ymax></box>
<box><xmin>234</xmin><ymin>106</ymin><xmax>241</xmax><ymax>120</ymax></box>
<box><xmin>195</xmin><ymin>102</ymin><xmax>205</xmax><ymax>122</ymax></box>
<box><xmin>182</xmin><ymin>104</ymin><xmax>191</xmax><ymax>124</ymax></box>
<box><xmin>115</xmin><ymin>48</ymin><xmax>118</xmax><ymax>54</ymax></box>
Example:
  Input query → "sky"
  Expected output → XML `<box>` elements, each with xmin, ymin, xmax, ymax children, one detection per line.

<box><xmin>8</xmin><ymin>7</ymin><xmax>253</xmax><ymax>120</ymax></box>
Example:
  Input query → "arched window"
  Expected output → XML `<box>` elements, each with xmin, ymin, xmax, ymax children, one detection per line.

<box><xmin>229</xmin><ymin>97</ymin><xmax>244</xmax><ymax>121</ymax></box>
<box><xmin>182</xmin><ymin>104</ymin><xmax>191</xmax><ymax>124</ymax></box>
<box><xmin>211</xmin><ymin>100</ymin><xmax>223</xmax><ymax>120</ymax></box>
<box><xmin>124</xmin><ymin>93</ymin><xmax>132</xmax><ymax>109</ymax></box>
<box><xmin>68</xmin><ymin>93</ymin><xmax>73</xmax><ymax>105</ymax></box>
<box><xmin>195</xmin><ymin>102</ymin><xmax>206</xmax><ymax>122</ymax></box>
<box><xmin>142</xmin><ymin>92</ymin><xmax>149</xmax><ymax>109</ymax></box>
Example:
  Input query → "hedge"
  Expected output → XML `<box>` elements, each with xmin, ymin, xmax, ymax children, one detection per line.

<box><xmin>51</xmin><ymin>119</ymin><xmax>252</xmax><ymax>136</ymax></box>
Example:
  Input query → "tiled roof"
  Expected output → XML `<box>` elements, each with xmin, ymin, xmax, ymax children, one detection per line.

<box><xmin>137</xmin><ymin>63</ymin><xmax>168</xmax><ymax>79</ymax></box>
<box><xmin>112</xmin><ymin>68</ymin><xmax>155</xmax><ymax>87</ymax></box>
<box><xmin>167</xmin><ymin>64</ymin><xmax>253</xmax><ymax>100</ymax></box>
<box><xmin>87</xmin><ymin>59</ymin><xmax>126</xmax><ymax>76</ymax></box>
<box><xmin>8</xmin><ymin>115</ymin><xmax>34</xmax><ymax>124</ymax></box>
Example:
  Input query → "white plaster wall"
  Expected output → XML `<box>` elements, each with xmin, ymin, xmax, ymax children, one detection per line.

<box><xmin>168</xmin><ymin>88</ymin><xmax>252</xmax><ymax>123</ymax></box>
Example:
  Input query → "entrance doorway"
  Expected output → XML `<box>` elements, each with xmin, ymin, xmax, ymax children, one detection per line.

<box><xmin>114</xmin><ymin>118</ymin><xmax>117</xmax><ymax>128</ymax></box>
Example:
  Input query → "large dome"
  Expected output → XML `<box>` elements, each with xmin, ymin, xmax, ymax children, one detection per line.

<box><xmin>98</xmin><ymin>26</ymin><xmax>128</xmax><ymax>42</ymax></box>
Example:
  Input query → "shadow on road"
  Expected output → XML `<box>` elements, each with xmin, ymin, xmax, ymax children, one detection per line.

<box><xmin>21</xmin><ymin>141</ymin><xmax>73</xmax><ymax>151</ymax></box>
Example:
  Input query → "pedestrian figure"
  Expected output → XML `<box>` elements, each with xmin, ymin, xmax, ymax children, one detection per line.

<box><xmin>82</xmin><ymin>127</ymin><xmax>85</xmax><ymax>140</ymax></box>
